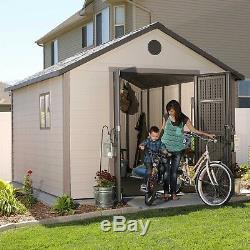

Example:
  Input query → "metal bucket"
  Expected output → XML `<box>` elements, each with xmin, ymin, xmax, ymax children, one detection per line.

<box><xmin>94</xmin><ymin>186</ymin><xmax>115</xmax><ymax>208</ymax></box>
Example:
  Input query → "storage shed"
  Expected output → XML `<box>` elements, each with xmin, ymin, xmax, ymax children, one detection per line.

<box><xmin>7</xmin><ymin>22</ymin><xmax>244</xmax><ymax>199</ymax></box>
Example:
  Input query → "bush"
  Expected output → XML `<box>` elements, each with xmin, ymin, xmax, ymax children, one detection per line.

<box><xmin>0</xmin><ymin>180</ymin><xmax>26</xmax><ymax>216</ymax></box>
<box><xmin>52</xmin><ymin>194</ymin><xmax>77</xmax><ymax>215</ymax></box>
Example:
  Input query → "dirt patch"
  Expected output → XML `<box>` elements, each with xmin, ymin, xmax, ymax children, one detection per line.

<box><xmin>0</xmin><ymin>201</ymin><xmax>128</xmax><ymax>226</ymax></box>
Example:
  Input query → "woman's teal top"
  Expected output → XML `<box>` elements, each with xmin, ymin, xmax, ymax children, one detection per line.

<box><xmin>161</xmin><ymin>116</ymin><xmax>186</xmax><ymax>152</ymax></box>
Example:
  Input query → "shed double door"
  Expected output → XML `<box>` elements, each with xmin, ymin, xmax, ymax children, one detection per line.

<box><xmin>194</xmin><ymin>73</ymin><xmax>232</xmax><ymax>167</ymax></box>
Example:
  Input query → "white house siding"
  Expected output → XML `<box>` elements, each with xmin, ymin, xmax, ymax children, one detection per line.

<box><xmin>13</xmin><ymin>77</ymin><xmax>64</xmax><ymax>196</ymax></box>
<box><xmin>69</xmin><ymin>28</ymin><xmax>225</xmax><ymax>198</ymax></box>
<box><xmin>59</xmin><ymin>26</ymin><xmax>84</xmax><ymax>62</ymax></box>
<box><xmin>135</xmin><ymin>0</ymin><xmax>250</xmax><ymax>78</ymax></box>
<box><xmin>0</xmin><ymin>112</ymin><xmax>11</xmax><ymax>182</ymax></box>
<box><xmin>135</xmin><ymin>7</ymin><xmax>150</xmax><ymax>29</ymax></box>
<box><xmin>235</xmin><ymin>108</ymin><xmax>250</xmax><ymax>164</ymax></box>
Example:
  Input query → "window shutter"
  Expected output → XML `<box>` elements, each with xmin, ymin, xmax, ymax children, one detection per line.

<box><xmin>96</xmin><ymin>13</ymin><xmax>102</xmax><ymax>46</ymax></box>
<box><xmin>51</xmin><ymin>41</ymin><xmax>54</xmax><ymax>65</ymax></box>
<box><xmin>82</xmin><ymin>26</ymin><xmax>87</xmax><ymax>48</ymax></box>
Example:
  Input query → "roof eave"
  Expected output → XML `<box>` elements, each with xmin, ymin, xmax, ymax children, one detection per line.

<box><xmin>35</xmin><ymin>3</ymin><xmax>94</xmax><ymax>45</ymax></box>
<box><xmin>8</xmin><ymin>22</ymin><xmax>245</xmax><ymax>92</ymax></box>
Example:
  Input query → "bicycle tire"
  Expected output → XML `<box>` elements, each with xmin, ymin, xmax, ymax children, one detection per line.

<box><xmin>145</xmin><ymin>176</ymin><xmax>157</xmax><ymax>206</ymax></box>
<box><xmin>196</xmin><ymin>163</ymin><xmax>234</xmax><ymax>206</ymax></box>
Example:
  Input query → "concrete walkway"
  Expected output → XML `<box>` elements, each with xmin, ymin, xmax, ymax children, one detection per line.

<box><xmin>126</xmin><ymin>192</ymin><xmax>250</xmax><ymax>210</ymax></box>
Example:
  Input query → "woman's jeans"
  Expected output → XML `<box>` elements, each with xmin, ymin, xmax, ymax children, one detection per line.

<box><xmin>163</xmin><ymin>151</ymin><xmax>183</xmax><ymax>195</ymax></box>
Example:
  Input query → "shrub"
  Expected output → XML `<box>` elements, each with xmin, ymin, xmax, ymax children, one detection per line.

<box><xmin>240</xmin><ymin>163</ymin><xmax>250</xmax><ymax>180</ymax></box>
<box><xmin>21</xmin><ymin>170</ymin><xmax>37</xmax><ymax>207</ymax></box>
<box><xmin>52</xmin><ymin>194</ymin><xmax>77</xmax><ymax>215</ymax></box>
<box><xmin>0</xmin><ymin>180</ymin><xmax>26</xmax><ymax>216</ymax></box>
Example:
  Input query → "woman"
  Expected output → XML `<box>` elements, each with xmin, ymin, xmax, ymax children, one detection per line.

<box><xmin>160</xmin><ymin>100</ymin><xmax>215</xmax><ymax>201</ymax></box>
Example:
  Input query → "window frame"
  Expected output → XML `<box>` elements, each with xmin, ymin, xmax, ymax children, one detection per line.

<box><xmin>95</xmin><ymin>11</ymin><xmax>103</xmax><ymax>46</ymax></box>
<box><xmin>51</xmin><ymin>39</ymin><xmax>59</xmax><ymax>65</ymax></box>
<box><xmin>82</xmin><ymin>21</ymin><xmax>94</xmax><ymax>48</ymax></box>
<box><xmin>113</xmin><ymin>5</ymin><xmax>125</xmax><ymax>39</ymax></box>
<box><xmin>39</xmin><ymin>92</ymin><xmax>51</xmax><ymax>130</ymax></box>
<box><xmin>95</xmin><ymin>7</ymin><xmax>110</xmax><ymax>46</ymax></box>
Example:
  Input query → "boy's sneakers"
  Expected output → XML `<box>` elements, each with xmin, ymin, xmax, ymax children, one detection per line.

<box><xmin>140</xmin><ymin>184</ymin><xmax>147</xmax><ymax>192</ymax></box>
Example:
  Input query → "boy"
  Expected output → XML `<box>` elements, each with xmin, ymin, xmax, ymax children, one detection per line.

<box><xmin>139</xmin><ymin>126</ymin><xmax>166</xmax><ymax>191</ymax></box>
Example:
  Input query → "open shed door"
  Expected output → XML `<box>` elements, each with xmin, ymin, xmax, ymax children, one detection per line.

<box><xmin>194</xmin><ymin>73</ymin><xmax>232</xmax><ymax>167</ymax></box>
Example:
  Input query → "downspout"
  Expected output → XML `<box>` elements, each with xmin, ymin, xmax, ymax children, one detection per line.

<box><xmin>126</xmin><ymin>0</ymin><xmax>152</xmax><ymax>24</ymax></box>
<box><xmin>10</xmin><ymin>91</ymin><xmax>14</xmax><ymax>182</ymax></box>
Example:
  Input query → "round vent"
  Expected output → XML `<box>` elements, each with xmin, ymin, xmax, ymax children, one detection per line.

<box><xmin>148</xmin><ymin>40</ymin><xmax>162</xmax><ymax>55</ymax></box>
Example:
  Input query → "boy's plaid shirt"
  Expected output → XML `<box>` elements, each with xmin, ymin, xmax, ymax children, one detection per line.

<box><xmin>140</xmin><ymin>138</ymin><xmax>166</xmax><ymax>163</ymax></box>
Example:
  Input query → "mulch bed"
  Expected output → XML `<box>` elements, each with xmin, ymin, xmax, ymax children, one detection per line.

<box><xmin>0</xmin><ymin>201</ymin><xmax>128</xmax><ymax>226</ymax></box>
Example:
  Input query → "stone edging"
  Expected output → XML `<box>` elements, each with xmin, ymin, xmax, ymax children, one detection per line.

<box><xmin>0</xmin><ymin>207</ymin><xmax>140</xmax><ymax>233</ymax></box>
<box><xmin>1</xmin><ymin>195</ymin><xmax>249</xmax><ymax>233</ymax></box>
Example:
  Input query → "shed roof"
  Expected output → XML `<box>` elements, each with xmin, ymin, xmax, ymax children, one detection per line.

<box><xmin>7</xmin><ymin>22</ymin><xmax>244</xmax><ymax>92</ymax></box>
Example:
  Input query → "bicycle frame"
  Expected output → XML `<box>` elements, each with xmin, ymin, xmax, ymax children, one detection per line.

<box><xmin>184</xmin><ymin>136</ymin><xmax>219</xmax><ymax>186</ymax></box>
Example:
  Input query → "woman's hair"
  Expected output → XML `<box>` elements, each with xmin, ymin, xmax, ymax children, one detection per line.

<box><xmin>166</xmin><ymin>100</ymin><xmax>185</xmax><ymax>125</ymax></box>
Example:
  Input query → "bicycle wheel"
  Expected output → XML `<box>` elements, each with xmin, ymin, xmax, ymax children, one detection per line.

<box><xmin>196</xmin><ymin>163</ymin><xmax>233</xmax><ymax>206</ymax></box>
<box><xmin>145</xmin><ymin>174</ymin><xmax>157</xmax><ymax>206</ymax></box>
<box><xmin>176</xmin><ymin>168</ymin><xmax>184</xmax><ymax>193</ymax></box>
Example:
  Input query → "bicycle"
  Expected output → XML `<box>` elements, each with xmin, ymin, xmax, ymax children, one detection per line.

<box><xmin>178</xmin><ymin>132</ymin><xmax>234</xmax><ymax>206</ymax></box>
<box><xmin>144</xmin><ymin>149</ymin><xmax>172</xmax><ymax>206</ymax></box>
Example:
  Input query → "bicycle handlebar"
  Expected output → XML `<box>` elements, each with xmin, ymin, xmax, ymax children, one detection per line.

<box><xmin>184</xmin><ymin>131</ymin><xmax>217</xmax><ymax>143</ymax></box>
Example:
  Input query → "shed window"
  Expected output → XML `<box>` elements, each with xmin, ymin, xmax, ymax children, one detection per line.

<box><xmin>40</xmin><ymin>93</ymin><xmax>51</xmax><ymax>129</ymax></box>
<box><xmin>82</xmin><ymin>22</ymin><xmax>93</xmax><ymax>48</ymax></box>
<box><xmin>96</xmin><ymin>7</ymin><xmax>110</xmax><ymax>46</ymax></box>
<box><xmin>114</xmin><ymin>6</ymin><xmax>125</xmax><ymax>38</ymax></box>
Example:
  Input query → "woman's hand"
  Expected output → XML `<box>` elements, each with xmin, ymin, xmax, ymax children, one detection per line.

<box><xmin>139</xmin><ymin>145</ymin><xmax>145</xmax><ymax>150</ymax></box>
<box><xmin>207</xmin><ymin>133</ymin><xmax>216</xmax><ymax>139</ymax></box>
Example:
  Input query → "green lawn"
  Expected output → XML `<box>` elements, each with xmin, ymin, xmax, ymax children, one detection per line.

<box><xmin>0</xmin><ymin>202</ymin><xmax>250</xmax><ymax>250</ymax></box>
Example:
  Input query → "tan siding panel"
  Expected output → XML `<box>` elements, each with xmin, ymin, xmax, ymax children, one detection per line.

<box><xmin>13</xmin><ymin>77</ymin><xmax>64</xmax><ymax>196</ymax></box>
<box><xmin>70</xmin><ymin>69</ymin><xmax>111</xmax><ymax>198</ymax></box>
<box><xmin>149</xmin><ymin>87</ymin><xmax>162</xmax><ymax>128</ymax></box>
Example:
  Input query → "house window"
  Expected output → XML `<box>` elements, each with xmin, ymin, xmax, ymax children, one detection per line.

<box><xmin>82</xmin><ymin>22</ymin><xmax>93</xmax><ymax>48</ymax></box>
<box><xmin>40</xmin><ymin>92</ymin><xmax>51</xmax><ymax>129</ymax></box>
<box><xmin>114</xmin><ymin>6</ymin><xmax>125</xmax><ymax>38</ymax></box>
<box><xmin>96</xmin><ymin>7</ymin><xmax>110</xmax><ymax>46</ymax></box>
<box><xmin>51</xmin><ymin>39</ymin><xmax>59</xmax><ymax>65</ymax></box>
<box><xmin>239</xmin><ymin>80</ymin><xmax>250</xmax><ymax>108</ymax></box>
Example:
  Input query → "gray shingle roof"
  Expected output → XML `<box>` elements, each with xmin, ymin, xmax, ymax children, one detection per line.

<box><xmin>6</xmin><ymin>22</ymin><xmax>244</xmax><ymax>92</ymax></box>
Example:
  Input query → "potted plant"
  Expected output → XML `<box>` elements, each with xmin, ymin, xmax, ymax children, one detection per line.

<box><xmin>94</xmin><ymin>170</ymin><xmax>116</xmax><ymax>209</ymax></box>
<box><xmin>233</xmin><ymin>163</ymin><xmax>243</xmax><ymax>195</ymax></box>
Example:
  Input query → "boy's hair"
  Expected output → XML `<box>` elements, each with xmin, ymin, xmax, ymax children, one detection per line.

<box><xmin>149</xmin><ymin>126</ymin><xmax>159</xmax><ymax>134</ymax></box>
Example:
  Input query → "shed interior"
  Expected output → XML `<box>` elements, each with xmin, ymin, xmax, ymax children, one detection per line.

<box><xmin>118</xmin><ymin>69</ymin><xmax>196</xmax><ymax>196</ymax></box>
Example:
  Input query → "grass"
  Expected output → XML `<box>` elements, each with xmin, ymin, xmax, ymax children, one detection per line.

<box><xmin>0</xmin><ymin>202</ymin><xmax>250</xmax><ymax>250</ymax></box>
